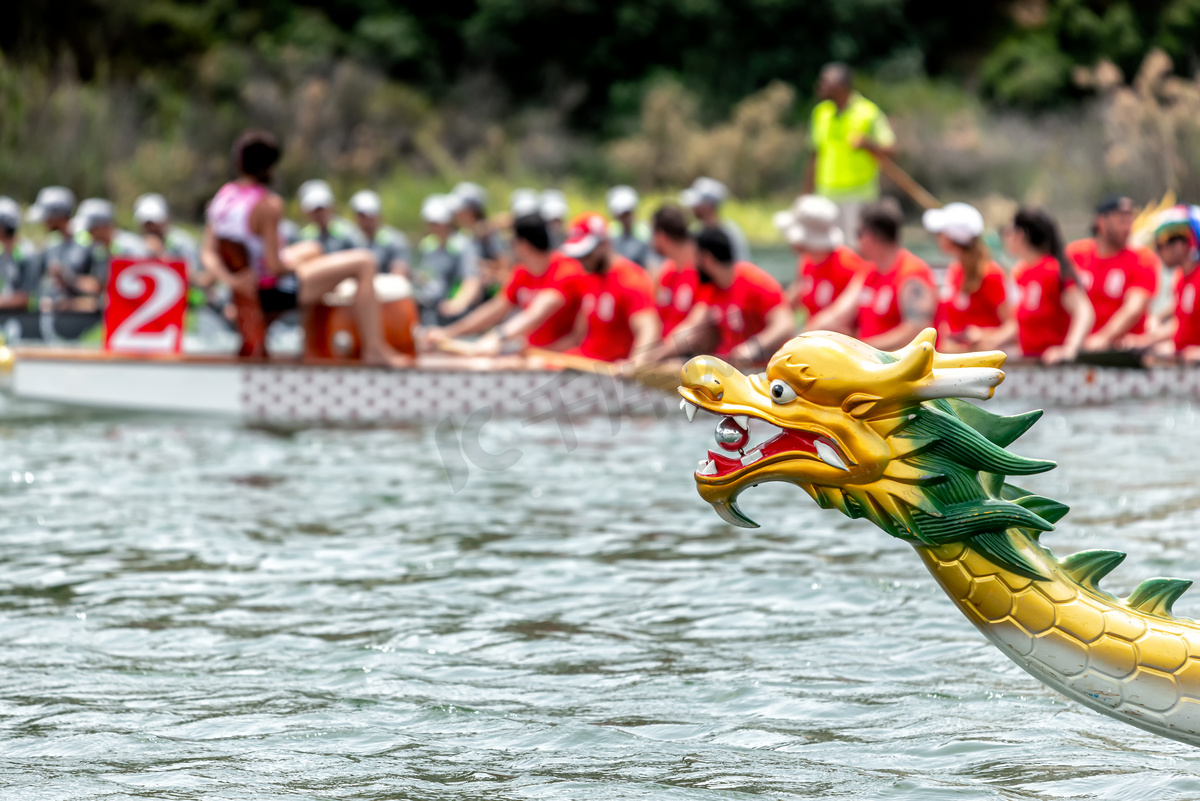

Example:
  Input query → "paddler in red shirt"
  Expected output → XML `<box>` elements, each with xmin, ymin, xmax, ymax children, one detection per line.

<box><xmin>417</xmin><ymin>214</ymin><xmax>582</xmax><ymax>355</ymax></box>
<box><xmin>992</xmin><ymin>207</ymin><xmax>1094</xmax><ymax>363</ymax></box>
<box><xmin>806</xmin><ymin>198</ymin><xmax>936</xmax><ymax>350</ymax></box>
<box><xmin>651</xmin><ymin>204</ymin><xmax>701</xmax><ymax>339</ymax></box>
<box><xmin>774</xmin><ymin>194</ymin><xmax>863</xmax><ymax>321</ymax></box>
<box><xmin>921</xmin><ymin>201</ymin><xmax>1013</xmax><ymax>352</ymax></box>
<box><xmin>1066</xmin><ymin>195</ymin><xmax>1160</xmax><ymax>350</ymax></box>
<box><xmin>649</xmin><ymin>228</ymin><xmax>794</xmax><ymax>367</ymax></box>
<box><xmin>559</xmin><ymin>212</ymin><xmax>661</xmax><ymax>364</ymax></box>
<box><xmin>1121</xmin><ymin>208</ymin><xmax>1200</xmax><ymax>363</ymax></box>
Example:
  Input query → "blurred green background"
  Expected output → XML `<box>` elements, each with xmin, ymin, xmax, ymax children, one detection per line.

<box><xmin>7</xmin><ymin>0</ymin><xmax>1200</xmax><ymax>239</ymax></box>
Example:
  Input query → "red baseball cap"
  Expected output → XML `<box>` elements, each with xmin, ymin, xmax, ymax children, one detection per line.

<box><xmin>561</xmin><ymin>212</ymin><xmax>609</xmax><ymax>258</ymax></box>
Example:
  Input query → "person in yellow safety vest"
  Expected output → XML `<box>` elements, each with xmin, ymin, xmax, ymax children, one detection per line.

<box><xmin>803</xmin><ymin>62</ymin><xmax>896</xmax><ymax>247</ymax></box>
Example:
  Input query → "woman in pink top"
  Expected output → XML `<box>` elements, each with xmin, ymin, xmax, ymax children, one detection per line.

<box><xmin>201</xmin><ymin>130</ymin><xmax>406</xmax><ymax>366</ymax></box>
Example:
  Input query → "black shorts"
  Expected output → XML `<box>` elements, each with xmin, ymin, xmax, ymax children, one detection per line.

<box><xmin>259</xmin><ymin>287</ymin><xmax>298</xmax><ymax>314</ymax></box>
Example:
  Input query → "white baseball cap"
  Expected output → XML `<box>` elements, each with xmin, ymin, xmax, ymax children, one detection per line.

<box><xmin>606</xmin><ymin>185</ymin><xmax>639</xmax><ymax>216</ymax></box>
<box><xmin>421</xmin><ymin>194</ymin><xmax>455</xmax><ymax>225</ymax></box>
<box><xmin>922</xmin><ymin>202</ymin><xmax>985</xmax><ymax>246</ymax></box>
<box><xmin>133</xmin><ymin>193</ymin><xmax>169</xmax><ymax>225</ymax></box>
<box><xmin>540</xmin><ymin>189</ymin><xmax>568</xmax><ymax>221</ymax></box>
<box><xmin>298</xmin><ymin>179</ymin><xmax>335</xmax><ymax>212</ymax></box>
<box><xmin>349</xmin><ymin>189</ymin><xmax>382</xmax><ymax>216</ymax></box>
<box><xmin>28</xmin><ymin>185</ymin><xmax>76</xmax><ymax>223</ymax></box>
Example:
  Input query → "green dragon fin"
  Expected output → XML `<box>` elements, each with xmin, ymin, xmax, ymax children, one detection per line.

<box><xmin>944</xmin><ymin>399</ymin><xmax>1043</xmax><ymax>447</ymax></box>
<box><xmin>1127</xmin><ymin>578</ymin><xmax>1193</xmax><ymax>618</ymax></box>
<box><xmin>1060</xmin><ymin>549</ymin><xmax>1127</xmax><ymax>591</ymax></box>
<box><xmin>1011</xmin><ymin>494</ymin><xmax>1070</xmax><ymax>524</ymax></box>
<box><xmin>914</xmin><ymin>499</ymin><xmax>1054</xmax><ymax>545</ymax></box>
<box><xmin>971</xmin><ymin>530</ymin><xmax>1046</xmax><ymax>580</ymax></box>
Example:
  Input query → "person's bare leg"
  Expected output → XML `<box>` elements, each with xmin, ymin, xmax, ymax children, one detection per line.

<box><xmin>295</xmin><ymin>249</ymin><xmax>407</xmax><ymax>367</ymax></box>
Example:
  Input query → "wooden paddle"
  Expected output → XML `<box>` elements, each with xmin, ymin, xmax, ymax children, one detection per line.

<box><xmin>524</xmin><ymin>347</ymin><xmax>681</xmax><ymax>392</ymax></box>
<box><xmin>877</xmin><ymin>155</ymin><xmax>941</xmax><ymax>211</ymax></box>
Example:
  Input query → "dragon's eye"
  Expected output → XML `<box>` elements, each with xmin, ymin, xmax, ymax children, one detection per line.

<box><xmin>769</xmin><ymin>379</ymin><xmax>798</xmax><ymax>404</ymax></box>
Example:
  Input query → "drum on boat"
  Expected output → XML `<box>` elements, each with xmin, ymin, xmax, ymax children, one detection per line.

<box><xmin>305</xmin><ymin>274</ymin><xmax>418</xmax><ymax>359</ymax></box>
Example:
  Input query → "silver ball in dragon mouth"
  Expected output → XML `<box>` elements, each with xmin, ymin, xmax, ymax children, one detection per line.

<box><xmin>714</xmin><ymin>416</ymin><xmax>749</xmax><ymax>451</ymax></box>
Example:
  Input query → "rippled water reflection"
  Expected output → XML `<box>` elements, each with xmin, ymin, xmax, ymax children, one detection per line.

<box><xmin>2</xmin><ymin>395</ymin><xmax>1200</xmax><ymax>799</ymax></box>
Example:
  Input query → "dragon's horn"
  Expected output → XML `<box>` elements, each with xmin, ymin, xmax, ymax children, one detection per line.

<box><xmin>883</xmin><ymin>329</ymin><xmax>1007</xmax><ymax>402</ymax></box>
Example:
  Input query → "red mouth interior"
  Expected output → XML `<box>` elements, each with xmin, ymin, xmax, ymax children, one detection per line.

<box><xmin>704</xmin><ymin>427</ymin><xmax>821</xmax><ymax>478</ymax></box>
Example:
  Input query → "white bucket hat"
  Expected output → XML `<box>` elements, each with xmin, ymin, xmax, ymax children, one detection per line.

<box><xmin>774</xmin><ymin>195</ymin><xmax>844</xmax><ymax>250</ymax></box>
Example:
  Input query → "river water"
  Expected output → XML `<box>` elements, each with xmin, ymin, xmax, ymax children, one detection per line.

<box><xmin>2</xmin><ymin>393</ymin><xmax>1200</xmax><ymax>799</ymax></box>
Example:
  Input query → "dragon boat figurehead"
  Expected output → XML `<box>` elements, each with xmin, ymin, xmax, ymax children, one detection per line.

<box><xmin>679</xmin><ymin>328</ymin><xmax>1200</xmax><ymax>749</ymax></box>
<box><xmin>680</xmin><ymin>327</ymin><xmax>1009</xmax><ymax>529</ymax></box>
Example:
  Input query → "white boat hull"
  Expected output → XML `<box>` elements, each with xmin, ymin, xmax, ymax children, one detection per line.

<box><xmin>9</xmin><ymin>350</ymin><xmax>1200</xmax><ymax>423</ymax></box>
<box><xmin>9</xmin><ymin>350</ymin><xmax>674</xmax><ymax>423</ymax></box>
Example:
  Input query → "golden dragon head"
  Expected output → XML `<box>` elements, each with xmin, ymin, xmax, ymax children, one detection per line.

<box><xmin>679</xmin><ymin>329</ymin><xmax>1065</xmax><ymax>578</ymax></box>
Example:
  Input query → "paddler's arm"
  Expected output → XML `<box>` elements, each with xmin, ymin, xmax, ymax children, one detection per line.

<box><xmin>1083</xmin><ymin>287</ymin><xmax>1152</xmax><ymax>350</ymax></box>
<box><xmin>806</xmin><ymin>271</ymin><xmax>865</xmax><ymax>335</ymax></box>
<box><xmin>496</xmin><ymin>288</ymin><xmax>566</xmax><ymax>343</ymax></box>
<box><xmin>863</xmin><ymin>277</ymin><xmax>935</xmax><ymax>351</ymax></box>
<box><xmin>971</xmin><ymin>297</ymin><xmax>1016</xmax><ymax>351</ymax></box>
<box><xmin>728</xmin><ymin>304</ymin><xmax>795</xmax><ymax>367</ymax></box>
<box><xmin>802</xmin><ymin>152</ymin><xmax>816</xmax><ymax>196</ymax></box>
<box><xmin>434</xmin><ymin>294</ymin><xmax>514</xmax><ymax>341</ymax></box>
<box><xmin>643</xmin><ymin>301</ymin><xmax>712</xmax><ymax>362</ymax></box>
<box><xmin>1043</xmin><ymin>285</ymin><xmax>1095</xmax><ymax>364</ymax></box>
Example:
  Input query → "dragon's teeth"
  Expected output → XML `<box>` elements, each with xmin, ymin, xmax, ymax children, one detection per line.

<box><xmin>680</xmin><ymin>398</ymin><xmax>687</xmax><ymax>412</ymax></box>
<box><xmin>734</xmin><ymin>415</ymin><xmax>750</xmax><ymax>429</ymax></box>
<box><xmin>815</xmin><ymin>440</ymin><xmax>848</xmax><ymax>471</ymax></box>
<box><xmin>697</xmin><ymin>459</ymin><xmax>718</xmax><ymax>476</ymax></box>
<box><xmin>684</xmin><ymin>402</ymin><xmax>697</xmax><ymax>423</ymax></box>
<box><xmin>741</xmin><ymin>449</ymin><xmax>763</xmax><ymax>466</ymax></box>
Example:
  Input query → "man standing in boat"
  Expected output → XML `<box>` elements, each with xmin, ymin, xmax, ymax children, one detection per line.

<box><xmin>559</xmin><ymin>212</ymin><xmax>660</xmax><ymax>365</ymax></box>
<box><xmin>1066</xmin><ymin>195</ymin><xmax>1160</xmax><ymax>351</ymax></box>
<box><xmin>200</xmin><ymin>129</ymin><xmax>407</xmax><ymax>366</ymax></box>
<box><xmin>804</xmin><ymin>62</ymin><xmax>896</xmax><ymax>247</ymax></box>
<box><xmin>805</xmin><ymin>198</ymin><xmax>937</xmax><ymax>350</ymax></box>
<box><xmin>417</xmin><ymin>214</ymin><xmax>583</xmax><ymax>356</ymax></box>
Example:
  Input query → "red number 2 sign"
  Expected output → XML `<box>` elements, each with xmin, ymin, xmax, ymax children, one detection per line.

<box><xmin>104</xmin><ymin>257</ymin><xmax>188</xmax><ymax>354</ymax></box>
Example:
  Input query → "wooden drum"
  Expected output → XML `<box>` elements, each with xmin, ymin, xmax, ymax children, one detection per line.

<box><xmin>305</xmin><ymin>274</ymin><xmax>418</xmax><ymax>359</ymax></box>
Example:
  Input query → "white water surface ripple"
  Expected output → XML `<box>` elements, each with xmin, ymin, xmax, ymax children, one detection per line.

<box><xmin>0</xmin><ymin>396</ymin><xmax>1199</xmax><ymax>798</ymax></box>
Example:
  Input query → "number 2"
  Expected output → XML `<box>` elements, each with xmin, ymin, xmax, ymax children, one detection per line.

<box><xmin>110</xmin><ymin>262</ymin><xmax>185</xmax><ymax>351</ymax></box>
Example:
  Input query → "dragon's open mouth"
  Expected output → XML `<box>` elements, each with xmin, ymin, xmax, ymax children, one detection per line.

<box><xmin>680</xmin><ymin>399</ymin><xmax>851</xmax><ymax>483</ymax></box>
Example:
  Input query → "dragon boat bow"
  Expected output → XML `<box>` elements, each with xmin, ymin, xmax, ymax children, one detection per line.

<box><xmin>680</xmin><ymin>328</ymin><xmax>1200</xmax><ymax>748</ymax></box>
